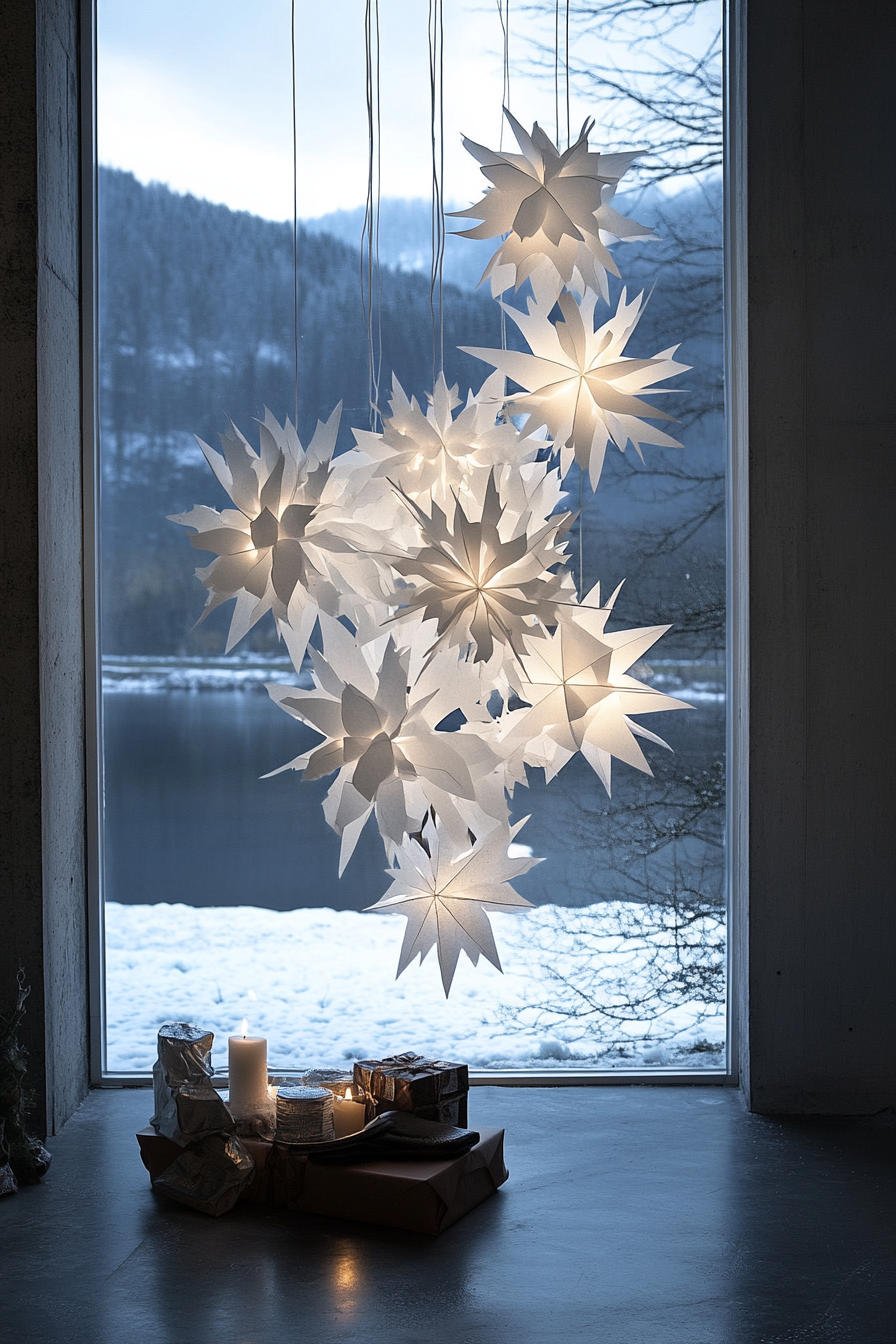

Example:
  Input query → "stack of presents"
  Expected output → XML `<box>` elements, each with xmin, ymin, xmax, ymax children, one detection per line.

<box><xmin>137</xmin><ymin>1027</ymin><xmax>506</xmax><ymax>1235</ymax></box>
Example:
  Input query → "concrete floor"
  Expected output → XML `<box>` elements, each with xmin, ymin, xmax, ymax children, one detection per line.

<box><xmin>1</xmin><ymin>1087</ymin><xmax>894</xmax><ymax>1344</ymax></box>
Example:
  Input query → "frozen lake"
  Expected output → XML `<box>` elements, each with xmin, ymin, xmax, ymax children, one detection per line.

<box><xmin>101</xmin><ymin>668</ymin><xmax>726</xmax><ymax>1074</ymax></box>
<box><xmin>101</xmin><ymin>671</ymin><xmax>725</xmax><ymax>912</ymax></box>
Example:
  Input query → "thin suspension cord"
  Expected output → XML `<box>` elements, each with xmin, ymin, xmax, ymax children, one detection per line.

<box><xmin>496</xmin><ymin>0</ymin><xmax>510</xmax><ymax>354</ymax></box>
<box><xmin>495</xmin><ymin>0</ymin><xmax>509</xmax><ymax>147</ymax></box>
<box><xmin>565</xmin><ymin>0</ymin><xmax>571</xmax><ymax>149</ymax></box>
<box><xmin>567</xmin><ymin>0</ymin><xmax>582</xmax><ymax>595</ymax></box>
<box><xmin>428</xmin><ymin>0</ymin><xmax>445</xmax><ymax>382</ymax></box>
<box><xmin>362</xmin><ymin>0</ymin><xmax>383</xmax><ymax>429</ymax></box>
<box><xmin>554</xmin><ymin>0</ymin><xmax>560</xmax><ymax>146</ymax></box>
<box><xmin>291</xmin><ymin>0</ymin><xmax>299</xmax><ymax>426</ymax></box>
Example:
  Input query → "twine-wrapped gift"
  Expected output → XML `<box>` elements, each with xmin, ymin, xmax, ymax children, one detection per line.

<box><xmin>353</xmin><ymin>1053</ymin><xmax>469</xmax><ymax>1126</ymax></box>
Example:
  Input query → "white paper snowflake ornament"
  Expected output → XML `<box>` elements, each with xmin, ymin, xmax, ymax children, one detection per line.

<box><xmin>366</xmin><ymin>815</ymin><xmax>540</xmax><ymax>995</ymax></box>
<box><xmin>464</xmin><ymin>287</ymin><xmax>689</xmax><ymax>490</ymax></box>
<box><xmin>266</xmin><ymin>616</ymin><xmax>508</xmax><ymax>872</ymax></box>
<box><xmin>170</xmin><ymin>405</ymin><xmax>387</xmax><ymax>659</ymax></box>
<box><xmin>386</xmin><ymin>469</ymin><xmax>575</xmax><ymax>668</ymax></box>
<box><xmin>449</xmin><ymin>109</ymin><xmax>655</xmax><ymax>304</ymax></box>
<box><xmin>349</xmin><ymin>371</ymin><xmax>545</xmax><ymax>514</ymax></box>
<box><xmin>500</xmin><ymin>583</ymin><xmax>690</xmax><ymax>794</ymax></box>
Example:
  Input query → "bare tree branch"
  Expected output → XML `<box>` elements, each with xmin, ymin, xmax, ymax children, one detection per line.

<box><xmin>517</xmin><ymin>0</ymin><xmax>722</xmax><ymax>183</ymax></box>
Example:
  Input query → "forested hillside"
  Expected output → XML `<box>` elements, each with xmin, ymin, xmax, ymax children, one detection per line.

<box><xmin>98</xmin><ymin>168</ymin><xmax>725</xmax><ymax>657</ymax></box>
<box><xmin>98</xmin><ymin>168</ymin><xmax>504</xmax><ymax>652</ymax></box>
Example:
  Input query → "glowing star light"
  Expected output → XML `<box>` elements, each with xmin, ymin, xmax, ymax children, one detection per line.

<box><xmin>266</xmin><ymin>616</ymin><xmax>507</xmax><ymax>873</ymax></box>
<box><xmin>464</xmin><ymin>288</ymin><xmax>689</xmax><ymax>490</ymax></box>
<box><xmin>500</xmin><ymin>584</ymin><xmax>690</xmax><ymax>794</ymax></box>
<box><xmin>170</xmin><ymin>405</ymin><xmax>383</xmax><ymax>661</ymax></box>
<box><xmin>449</xmin><ymin>108</ymin><xmax>655</xmax><ymax>304</ymax></box>
<box><xmin>351</xmin><ymin>371</ymin><xmax>542</xmax><ymax>510</ymax></box>
<box><xmin>388</xmin><ymin>469</ymin><xmax>574</xmax><ymax>666</ymax></box>
<box><xmin>366</xmin><ymin>816</ymin><xmax>540</xmax><ymax>995</ymax></box>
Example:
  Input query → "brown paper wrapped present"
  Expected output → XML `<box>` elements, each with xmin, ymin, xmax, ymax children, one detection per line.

<box><xmin>353</xmin><ymin>1053</ymin><xmax>469</xmax><ymax>1126</ymax></box>
<box><xmin>137</xmin><ymin>1124</ymin><xmax>506</xmax><ymax>1236</ymax></box>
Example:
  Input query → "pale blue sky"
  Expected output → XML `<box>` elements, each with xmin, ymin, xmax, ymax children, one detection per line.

<box><xmin>98</xmin><ymin>0</ymin><xmax>562</xmax><ymax>219</ymax></box>
<box><xmin>97</xmin><ymin>1</ymin><xmax>718</xmax><ymax>221</ymax></box>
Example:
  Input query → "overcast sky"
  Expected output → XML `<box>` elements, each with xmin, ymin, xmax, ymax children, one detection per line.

<box><xmin>97</xmin><ymin>0</ymin><xmax>587</xmax><ymax>220</ymax></box>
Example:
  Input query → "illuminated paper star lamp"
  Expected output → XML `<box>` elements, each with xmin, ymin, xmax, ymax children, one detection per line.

<box><xmin>464</xmin><ymin>287</ymin><xmax>689</xmax><ymax>489</ymax></box>
<box><xmin>500</xmin><ymin>586</ymin><xmax>690</xmax><ymax>794</ymax></box>
<box><xmin>387</xmin><ymin>469</ymin><xmax>575</xmax><ymax>666</ymax></box>
<box><xmin>449</xmin><ymin>108</ymin><xmax>654</xmax><ymax>303</ymax></box>
<box><xmin>170</xmin><ymin>405</ymin><xmax>387</xmax><ymax>661</ymax></box>
<box><xmin>351</xmin><ymin>371</ymin><xmax>542</xmax><ymax>510</ymax></box>
<box><xmin>366</xmin><ymin>816</ymin><xmax>540</xmax><ymax>994</ymax></box>
<box><xmin>266</xmin><ymin>616</ymin><xmax>508</xmax><ymax>872</ymax></box>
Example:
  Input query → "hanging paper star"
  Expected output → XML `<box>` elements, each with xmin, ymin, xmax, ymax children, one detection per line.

<box><xmin>366</xmin><ymin>815</ymin><xmax>540</xmax><ymax>995</ymax></box>
<box><xmin>169</xmin><ymin>406</ymin><xmax>387</xmax><ymax>661</ymax></box>
<box><xmin>266</xmin><ymin>616</ymin><xmax>508</xmax><ymax>873</ymax></box>
<box><xmin>387</xmin><ymin>469</ymin><xmax>575</xmax><ymax>667</ymax></box>
<box><xmin>449</xmin><ymin>108</ymin><xmax>655</xmax><ymax>304</ymax></box>
<box><xmin>464</xmin><ymin>288</ymin><xmax>689</xmax><ymax>490</ymax></box>
<box><xmin>350</xmin><ymin>372</ymin><xmax>543</xmax><ymax>510</ymax></box>
<box><xmin>499</xmin><ymin>583</ymin><xmax>690</xmax><ymax>794</ymax></box>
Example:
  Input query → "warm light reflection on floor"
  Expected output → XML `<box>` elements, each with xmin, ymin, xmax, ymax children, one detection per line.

<box><xmin>330</xmin><ymin>1246</ymin><xmax>362</xmax><ymax>1306</ymax></box>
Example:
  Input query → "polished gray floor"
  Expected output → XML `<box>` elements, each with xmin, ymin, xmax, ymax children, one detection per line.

<box><xmin>1</xmin><ymin>1087</ymin><xmax>894</xmax><ymax>1343</ymax></box>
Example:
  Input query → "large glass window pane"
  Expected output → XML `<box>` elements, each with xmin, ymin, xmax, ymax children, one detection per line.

<box><xmin>97</xmin><ymin>0</ymin><xmax>725</xmax><ymax>1075</ymax></box>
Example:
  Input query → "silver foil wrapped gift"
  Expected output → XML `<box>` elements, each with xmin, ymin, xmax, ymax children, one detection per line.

<box><xmin>152</xmin><ymin>1133</ymin><xmax>256</xmax><ymax>1217</ymax></box>
<box><xmin>275</xmin><ymin>1086</ymin><xmax>335</xmax><ymax>1144</ymax></box>
<box><xmin>151</xmin><ymin>1022</ymin><xmax>233</xmax><ymax>1142</ymax></box>
<box><xmin>302</xmin><ymin>1068</ymin><xmax>354</xmax><ymax>1095</ymax></box>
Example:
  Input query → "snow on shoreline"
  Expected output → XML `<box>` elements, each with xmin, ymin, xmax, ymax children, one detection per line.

<box><xmin>105</xmin><ymin>901</ymin><xmax>726</xmax><ymax>1074</ymax></box>
<box><xmin>101</xmin><ymin>656</ymin><xmax>725</xmax><ymax>703</ymax></box>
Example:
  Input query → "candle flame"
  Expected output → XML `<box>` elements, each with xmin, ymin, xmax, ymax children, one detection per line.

<box><xmin>239</xmin><ymin>1018</ymin><xmax>248</xmax><ymax>1038</ymax></box>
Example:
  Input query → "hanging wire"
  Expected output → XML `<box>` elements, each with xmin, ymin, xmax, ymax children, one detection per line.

<box><xmin>291</xmin><ymin>0</ymin><xmax>299</xmax><ymax>427</ymax></box>
<box><xmin>362</xmin><ymin>0</ymin><xmax>383</xmax><ymax>430</ymax></box>
<box><xmin>565</xmin><ymin>0</ymin><xmax>571</xmax><ymax>149</ymax></box>
<box><xmin>428</xmin><ymin>0</ymin><xmax>446</xmax><ymax>383</ymax></box>
<box><xmin>554</xmin><ymin>0</ymin><xmax>560</xmax><ymax>146</ymax></box>
<box><xmin>567</xmin><ymin>0</ymin><xmax>583</xmax><ymax>596</ymax></box>
<box><xmin>496</xmin><ymin>0</ymin><xmax>510</xmax><ymax>147</ymax></box>
<box><xmin>496</xmin><ymin>0</ymin><xmax>510</xmax><ymax>354</ymax></box>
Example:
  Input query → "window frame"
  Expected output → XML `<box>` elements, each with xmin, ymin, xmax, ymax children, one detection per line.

<box><xmin>82</xmin><ymin>0</ymin><xmax>744</xmax><ymax>1089</ymax></box>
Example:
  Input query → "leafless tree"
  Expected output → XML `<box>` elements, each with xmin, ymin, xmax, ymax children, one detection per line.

<box><xmin>499</xmin><ymin>761</ymin><xmax>726</xmax><ymax>1060</ymax></box>
<box><xmin>518</xmin><ymin>0</ymin><xmax>722</xmax><ymax>184</ymax></box>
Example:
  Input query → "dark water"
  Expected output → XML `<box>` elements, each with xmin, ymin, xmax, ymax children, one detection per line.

<box><xmin>103</xmin><ymin>690</ymin><xmax>725</xmax><ymax>911</ymax></box>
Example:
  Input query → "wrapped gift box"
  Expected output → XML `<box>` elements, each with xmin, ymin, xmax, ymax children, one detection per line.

<box><xmin>353</xmin><ymin>1054</ymin><xmax>469</xmax><ymax>1126</ymax></box>
<box><xmin>137</xmin><ymin>1125</ymin><xmax>506</xmax><ymax>1236</ymax></box>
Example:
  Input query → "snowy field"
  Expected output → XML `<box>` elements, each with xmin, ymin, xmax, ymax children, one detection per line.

<box><xmin>105</xmin><ymin>901</ymin><xmax>726</xmax><ymax>1074</ymax></box>
<box><xmin>101</xmin><ymin>655</ymin><xmax>724</xmax><ymax>702</ymax></box>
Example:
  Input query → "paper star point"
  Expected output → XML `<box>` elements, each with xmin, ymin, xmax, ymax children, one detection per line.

<box><xmin>366</xmin><ymin>816</ymin><xmax>540</xmax><ymax>994</ymax></box>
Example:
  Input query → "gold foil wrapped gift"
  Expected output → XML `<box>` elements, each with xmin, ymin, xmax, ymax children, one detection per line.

<box><xmin>353</xmin><ymin>1053</ymin><xmax>469</xmax><ymax>1126</ymax></box>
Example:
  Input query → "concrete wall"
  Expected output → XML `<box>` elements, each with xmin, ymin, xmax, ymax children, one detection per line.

<box><xmin>0</xmin><ymin>0</ymin><xmax>892</xmax><ymax>1129</ymax></box>
<box><xmin>0</xmin><ymin>0</ymin><xmax>87</xmax><ymax>1136</ymax></box>
<box><xmin>742</xmin><ymin>0</ymin><xmax>896</xmax><ymax>1111</ymax></box>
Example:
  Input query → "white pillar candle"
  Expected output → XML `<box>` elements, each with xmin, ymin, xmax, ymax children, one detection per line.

<box><xmin>332</xmin><ymin>1088</ymin><xmax>367</xmax><ymax>1138</ymax></box>
<box><xmin>228</xmin><ymin>1020</ymin><xmax>268</xmax><ymax>1113</ymax></box>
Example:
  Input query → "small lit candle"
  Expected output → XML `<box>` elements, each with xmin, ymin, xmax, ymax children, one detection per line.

<box><xmin>228</xmin><ymin>1019</ymin><xmax>268</xmax><ymax>1114</ymax></box>
<box><xmin>332</xmin><ymin>1087</ymin><xmax>367</xmax><ymax>1139</ymax></box>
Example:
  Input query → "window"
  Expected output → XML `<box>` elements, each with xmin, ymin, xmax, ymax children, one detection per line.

<box><xmin>92</xmin><ymin>0</ymin><xmax>727</xmax><ymax>1080</ymax></box>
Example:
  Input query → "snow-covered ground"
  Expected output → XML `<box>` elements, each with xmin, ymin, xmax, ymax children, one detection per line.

<box><xmin>105</xmin><ymin>901</ymin><xmax>726</xmax><ymax>1075</ymax></box>
<box><xmin>101</xmin><ymin>656</ymin><xmax>724</xmax><ymax>703</ymax></box>
<box><xmin>101</xmin><ymin>654</ymin><xmax>309</xmax><ymax>695</ymax></box>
